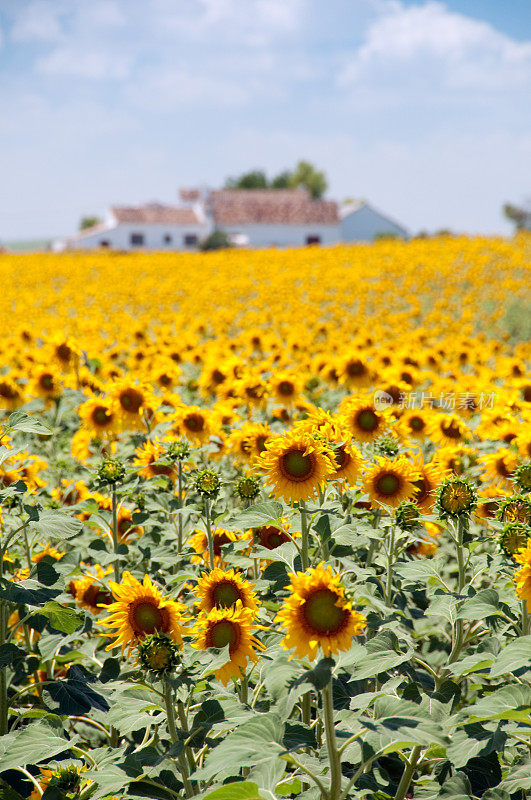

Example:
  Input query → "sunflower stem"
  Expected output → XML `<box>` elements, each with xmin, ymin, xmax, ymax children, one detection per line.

<box><xmin>300</xmin><ymin>500</ymin><xmax>309</xmax><ymax>570</ymax></box>
<box><xmin>521</xmin><ymin>600</ymin><xmax>530</xmax><ymax>636</ymax></box>
<box><xmin>323</xmin><ymin>676</ymin><xmax>342</xmax><ymax>800</ymax></box>
<box><xmin>393</xmin><ymin>745</ymin><xmax>422</xmax><ymax>800</ymax></box>
<box><xmin>205</xmin><ymin>497</ymin><xmax>215</xmax><ymax>570</ymax></box>
<box><xmin>447</xmin><ymin>518</ymin><xmax>466</xmax><ymax>667</ymax></box>
<box><xmin>384</xmin><ymin>522</ymin><xmax>396</xmax><ymax>606</ymax></box>
<box><xmin>164</xmin><ymin>680</ymin><xmax>193</xmax><ymax>798</ymax></box>
<box><xmin>111</xmin><ymin>485</ymin><xmax>121</xmax><ymax>582</ymax></box>
<box><xmin>177</xmin><ymin>462</ymin><xmax>184</xmax><ymax>552</ymax></box>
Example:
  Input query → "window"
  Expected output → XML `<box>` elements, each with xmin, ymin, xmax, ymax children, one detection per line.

<box><xmin>306</xmin><ymin>235</ymin><xmax>321</xmax><ymax>245</ymax></box>
<box><xmin>130</xmin><ymin>232</ymin><xmax>144</xmax><ymax>246</ymax></box>
<box><xmin>163</xmin><ymin>234</ymin><xmax>172</xmax><ymax>244</ymax></box>
<box><xmin>99</xmin><ymin>240</ymin><xmax>110</xmax><ymax>248</ymax></box>
<box><xmin>184</xmin><ymin>233</ymin><xmax>198</xmax><ymax>247</ymax></box>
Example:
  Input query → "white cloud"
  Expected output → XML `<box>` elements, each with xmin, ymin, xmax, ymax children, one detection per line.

<box><xmin>11</xmin><ymin>0</ymin><xmax>64</xmax><ymax>42</ymax></box>
<box><xmin>126</xmin><ymin>68</ymin><xmax>250</xmax><ymax>110</ymax></box>
<box><xmin>36</xmin><ymin>47</ymin><xmax>131</xmax><ymax>79</ymax></box>
<box><xmin>338</xmin><ymin>0</ymin><xmax>531</xmax><ymax>91</ymax></box>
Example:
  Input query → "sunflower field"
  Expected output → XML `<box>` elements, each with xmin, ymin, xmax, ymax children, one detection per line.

<box><xmin>0</xmin><ymin>236</ymin><xmax>530</xmax><ymax>800</ymax></box>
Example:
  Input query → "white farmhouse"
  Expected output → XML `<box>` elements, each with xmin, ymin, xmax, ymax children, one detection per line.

<box><xmin>340</xmin><ymin>201</ymin><xmax>409</xmax><ymax>242</ymax></box>
<box><xmin>207</xmin><ymin>188</ymin><xmax>340</xmax><ymax>248</ymax></box>
<box><xmin>59</xmin><ymin>202</ymin><xmax>208</xmax><ymax>251</ymax></box>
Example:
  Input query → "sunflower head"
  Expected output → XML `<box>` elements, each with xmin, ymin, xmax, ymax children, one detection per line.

<box><xmin>363</xmin><ymin>456</ymin><xmax>418</xmax><ymax>510</ymax></box>
<box><xmin>515</xmin><ymin>462</ymin><xmax>531</xmax><ymax>493</ymax></box>
<box><xmin>137</xmin><ymin>631</ymin><xmax>182</xmax><ymax>675</ymax></box>
<box><xmin>98</xmin><ymin>457</ymin><xmax>126</xmax><ymax>485</ymax></box>
<box><xmin>194</xmin><ymin>469</ymin><xmax>221</xmax><ymax>497</ymax></box>
<box><xmin>259</xmin><ymin>431</ymin><xmax>336</xmax><ymax>504</ymax></box>
<box><xmin>436</xmin><ymin>477</ymin><xmax>478</xmax><ymax>518</ymax></box>
<box><xmin>166</xmin><ymin>438</ymin><xmax>191</xmax><ymax>461</ymax></box>
<box><xmin>276</xmin><ymin>563</ymin><xmax>366</xmax><ymax>661</ymax></box>
<box><xmin>235</xmin><ymin>475</ymin><xmax>261</xmax><ymax>502</ymax></box>
<box><xmin>498</xmin><ymin>523</ymin><xmax>530</xmax><ymax>559</ymax></box>
<box><xmin>395</xmin><ymin>500</ymin><xmax>422</xmax><ymax>532</ymax></box>
<box><xmin>195</xmin><ymin>567</ymin><xmax>259</xmax><ymax>615</ymax></box>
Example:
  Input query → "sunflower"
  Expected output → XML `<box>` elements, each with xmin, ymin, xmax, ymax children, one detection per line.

<box><xmin>78</xmin><ymin>395</ymin><xmax>118</xmax><ymax>436</ymax></box>
<box><xmin>109</xmin><ymin>379</ymin><xmax>152</xmax><ymax>430</ymax></box>
<box><xmin>0</xmin><ymin>376</ymin><xmax>23</xmax><ymax>410</ymax></box>
<box><xmin>411</xmin><ymin>457</ymin><xmax>450</xmax><ymax>513</ymax></box>
<box><xmin>397</xmin><ymin>408</ymin><xmax>431</xmax><ymax>442</ymax></box>
<box><xmin>268</xmin><ymin>372</ymin><xmax>303</xmax><ymax>407</ymax></box>
<box><xmin>190</xmin><ymin>528</ymin><xmax>239</xmax><ymax>566</ymax></box>
<box><xmin>514</xmin><ymin>541</ymin><xmax>531</xmax><ymax>611</ymax></box>
<box><xmin>338</xmin><ymin>354</ymin><xmax>375</xmax><ymax>388</ymax></box>
<box><xmin>276</xmin><ymin>563</ymin><xmax>366</xmax><ymax>660</ymax></box>
<box><xmin>71</xmin><ymin>564</ymin><xmax>113</xmax><ymax>613</ymax></box>
<box><xmin>251</xmin><ymin>521</ymin><xmax>295</xmax><ymax>550</ymax></box>
<box><xmin>195</xmin><ymin>568</ymin><xmax>259</xmax><ymax>616</ymax></box>
<box><xmin>480</xmin><ymin>449</ymin><xmax>519</xmax><ymax>491</ymax></box>
<box><xmin>30</xmin><ymin>366</ymin><xmax>62</xmax><ymax>402</ymax></box>
<box><xmin>171</xmin><ymin>405</ymin><xmax>212</xmax><ymax>444</ymax></box>
<box><xmin>134</xmin><ymin>439</ymin><xmax>177</xmax><ymax>481</ymax></box>
<box><xmin>339</xmin><ymin>396</ymin><xmax>390</xmax><ymax>443</ymax></box>
<box><xmin>259</xmin><ymin>430</ymin><xmax>336</xmax><ymax>504</ymax></box>
<box><xmin>191</xmin><ymin>601</ymin><xmax>264</xmax><ymax>685</ymax></box>
<box><xmin>428</xmin><ymin>413</ymin><xmax>470</xmax><ymax>446</ymax></box>
<box><xmin>99</xmin><ymin>571</ymin><xmax>188</xmax><ymax>656</ymax></box>
<box><xmin>363</xmin><ymin>456</ymin><xmax>418</xmax><ymax>509</ymax></box>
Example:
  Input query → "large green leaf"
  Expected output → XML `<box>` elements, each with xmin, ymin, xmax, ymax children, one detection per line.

<box><xmin>193</xmin><ymin>712</ymin><xmax>284</xmax><ymax>781</ymax></box>
<box><xmin>0</xmin><ymin>723</ymin><xmax>77</xmax><ymax>771</ymax></box>
<box><xmin>227</xmin><ymin>502</ymin><xmax>284</xmax><ymax>531</ymax></box>
<box><xmin>456</xmin><ymin>590</ymin><xmax>504</xmax><ymax>620</ymax></box>
<box><xmin>40</xmin><ymin>601</ymin><xmax>84</xmax><ymax>634</ymax></box>
<box><xmin>498</xmin><ymin>759</ymin><xmax>531</xmax><ymax>792</ymax></box>
<box><xmin>201</xmin><ymin>781</ymin><xmax>266</xmax><ymax>800</ymax></box>
<box><xmin>489</xmin><ymin>636</ymin><xmax>531</xmax><ymax>677</ymax></box>
<box><xmin>30</xmin><ymin>511</ymin><xmax>83</xmax><ymax>540</ymax></box>
<box><xmin>460</xmin><ymin>685</ymin><xmax>531</xmax><ymax>723</ymax></box>
<box><xmin>6</xmin><ymin>411</ymin><xmax>52</xmax><ymax>437</ymax></box>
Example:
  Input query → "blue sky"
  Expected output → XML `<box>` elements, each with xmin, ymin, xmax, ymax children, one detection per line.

<box><xmin>1</xmin><ymin>0</ymin><xmax>530</xmax><ymax>239</ymax></box>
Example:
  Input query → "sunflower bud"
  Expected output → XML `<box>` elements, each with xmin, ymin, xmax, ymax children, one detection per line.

<box><xmin>194</xmin><ymin>469</ymin><xmax>221</xmax><ymax>497</ymax></box>
<box><xmin>395</xmin><ymin>500</ymin><xmax>422</xmax><ymax>532</ymax></box>
<box><xmin>514</xmin><ymin>462</ymin><xmax>531</xmax><ymax>493</ymax></box>
<box><xmin>435</xmin><ymin>477</ymin><xmax>478</xmax><ymax>518</ymax></box>
<box><xmin>137</xmin><ymin>631</ymin><xmax>181</xmax><ymax>675</ymax></box>
<box><xmin>374</xmin><ymin>436</ymin><xmax>400</xmax><ymax>458</ymax></box>
<box><xmin>499</xmin><ymin>523</ymin><xmax>530</xmax><ymax>559</ymax></box>
<box><xmin>498</xmin><ymin>495</ymin><xmax>531</xmax><ymax>525</ymax></box>
<box><xmin>235</xmin><ymin>475</ymin><xmax>260</xmax><ymax>502</ymax></box>
<box><xmin>97</xmin><ymin>457</ymin><xmax>126</xmax><ymax>485</ymax></box>
<box><xmin>167</xmin><ymin>439</ymin><xmax>191</xmax><ymax>461</ymax></box>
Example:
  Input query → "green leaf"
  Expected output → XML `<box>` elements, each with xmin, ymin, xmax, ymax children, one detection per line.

<box><xmin>0</xmin><ymin>642</ymin><xmax>26</xmax><ymax>667</ymax></box>
<box><xmin>498</xmin><ymin>758</ymin><xmax>531</xmax><ymax>791</ymax></box>
<box><xmin>456</xmin><ymin>589</ymin><xmax>504</xmax><ymax>620</ymax></box>
<box><xmin>0</xmin><ymin>723</ymin><xmax>77</xmax><ymax>771</ymax></box>
<box><xmin>439</xmin><ymin>773</ymin><xmax>473</xmax><ymax>799</ymax></box>
<box><xmin>227</xmin><ymin>502</ymin><xmax>284</xmax><ymax>531</ymax></box>
<box><xmin>45</xmin><ymin>676</ymin><xmax>110</xmax><ymax>715</ymax></box>
<box><xmin>6</xmin><ymin>411</ymin><xmax>53</xmax><ymax>436</ymax></box>
<box><xmin>0</xmin><ymin>578</ymin><xmax>61</xmax><ymax>606</ymax></box>
<box><xmin>282</xmin><ymin>722</ymin><xmax>316</xmax><ymax>752</ymax></box>
<box><xmin>194</xmin><ymin>712</ymin><xmax>284</xmax><ymax>781</ymax></box>
<box><xmin>489</xmin><ymin>636</ymin><xmax>531</xmax><ymax>677</ymax></box>
<box><xmin>201</xmin><ymin>782</ymin><xmax>265</xmax><ymax>800</ymax></box>
<box><xmin>30</xmin><ymin>511</ymin><xmax>83</xmax><ymax>540</ymax></box>
<box><xmin>40</xmin><ymin>601</ymin><xmax>84</xmax><ymax>634</ymax></box>
<box><xmin>460</xmin><ymin>685</ymin><xmax>531</xmax><ymax>723</ymax></box>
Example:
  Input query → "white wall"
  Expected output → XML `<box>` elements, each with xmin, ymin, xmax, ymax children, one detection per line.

<box><xmin>72</xmin><ymin>222</ymin><xmax>208</xmax><ymax>250</ymax></box>
<box><xmin>220</xmin><ymin>223</ymin><xmax>340</xmax><ymax>249</ymax></box>
<box><xmin>341</xmin><ymin>205</ymin><xmax>408</xmax><ymax>242</ymax></box>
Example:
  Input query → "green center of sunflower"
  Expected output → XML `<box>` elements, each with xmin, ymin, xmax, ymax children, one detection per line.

<box><xmin>278</xmin><ymin>380</ymin><xmax>295</xmax><ymax>396</ymax></box>
<box><xmin>209</xmin><ymin>620</ymin><xmax>238</xmax><ymax>649</ymax></box>
<box><xmin>265</xmin><ymin>530</ymin><xmax>284</xmax><ymax>548</ymax></box>
<box><xmin>303</xmin><ymin>589</ymin><xmax>347</xmax><ymax>634</ymax></box>
<box><xmin>409</xmin><ymin>416</ymin><xmax>425</xmax><ymax>431</ymax></box>
<box><xmin>441</xmin><ymin>421</ymin><xmax>461</xmax><ymax>439</ymax></box>
<box><xmin>281</xmin><ymin>450</ymin><xmax>314</xmax><ymax>480</ymax></box>
<box><xmin>93</xmin><ymin>406</ymin><xmax>111</xmax><ymax>425</ymax></box>
<box><xmin>212</xmin><ymin>581</ymin><xmax>242</xmax><ymax>608</ymax></box>
<box><xmin>40</xmin><ymin>374</ymin><xmax>54</xmax><ymax>390</ymax></box>
<box><xmin>132</xmin><ymin>601</ymin><xmax>165</xmax><ymax>634</ymax></box>
<box><xmin>120</xmin><ymin>388</ymin><xmax>143</xmax><ymax>413</ymax></box>
<box><xmin>377</xmin><ymin>473</ymin><xmax>400</xmax><ymax>496</ymax></box>
<box><xmin>185</xmin><ymin>413</ymin><xmax>204</xmax><ymax>432</ymax></box>
<box><xmin>357</xmin><ymin>409</ymin><xmax>378</xmax><ymax>431</ymax></box>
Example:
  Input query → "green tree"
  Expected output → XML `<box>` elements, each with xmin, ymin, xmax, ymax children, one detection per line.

<box><xmin>200</xmin><ymin>230</ymin><xmax>231</xmax><ymax>251</ymax></box>
<box><xmin>270</xmin><ymin>170</ymin><xmax>293</xmax><ymax>189</ymax></box>
<box><xmin>225</xmin><ymin>170</ymin><xmax>268</xmax><ymax>189</ymax></box>
<box><xmin>503</xmin><ymin>203</ymin><xmax>529</xmax><ymax>230</ymax></box>
<box><xmin>79</xmin><ymin>216</ymin><xmax>101</xmax><ymax>230</ymax></box>
<box><xmin>290</xmin><ymin>160</ymin><xmax>327</xmax><ymax>199</ymax></box>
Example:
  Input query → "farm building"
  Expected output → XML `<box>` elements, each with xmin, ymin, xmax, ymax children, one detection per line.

<box><xmin>340</xmin><ymin>201</ymin><xmax>409</xmax><ymax>242</ymax></box>
<box><xmin>56</xmin><ymin>189</ymin><xmax>407</xmax><ymax>250</ymax></box>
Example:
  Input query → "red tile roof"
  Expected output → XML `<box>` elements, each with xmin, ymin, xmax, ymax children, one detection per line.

<box><xmin>209</xmin><ymin>189</ymin><xmax>339</xmax><ymax>226</ymax></box>
<box><xmin>111</xmin><ymin>204</ymin><xmax>201</xmax><ymax>225</ymax></box>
